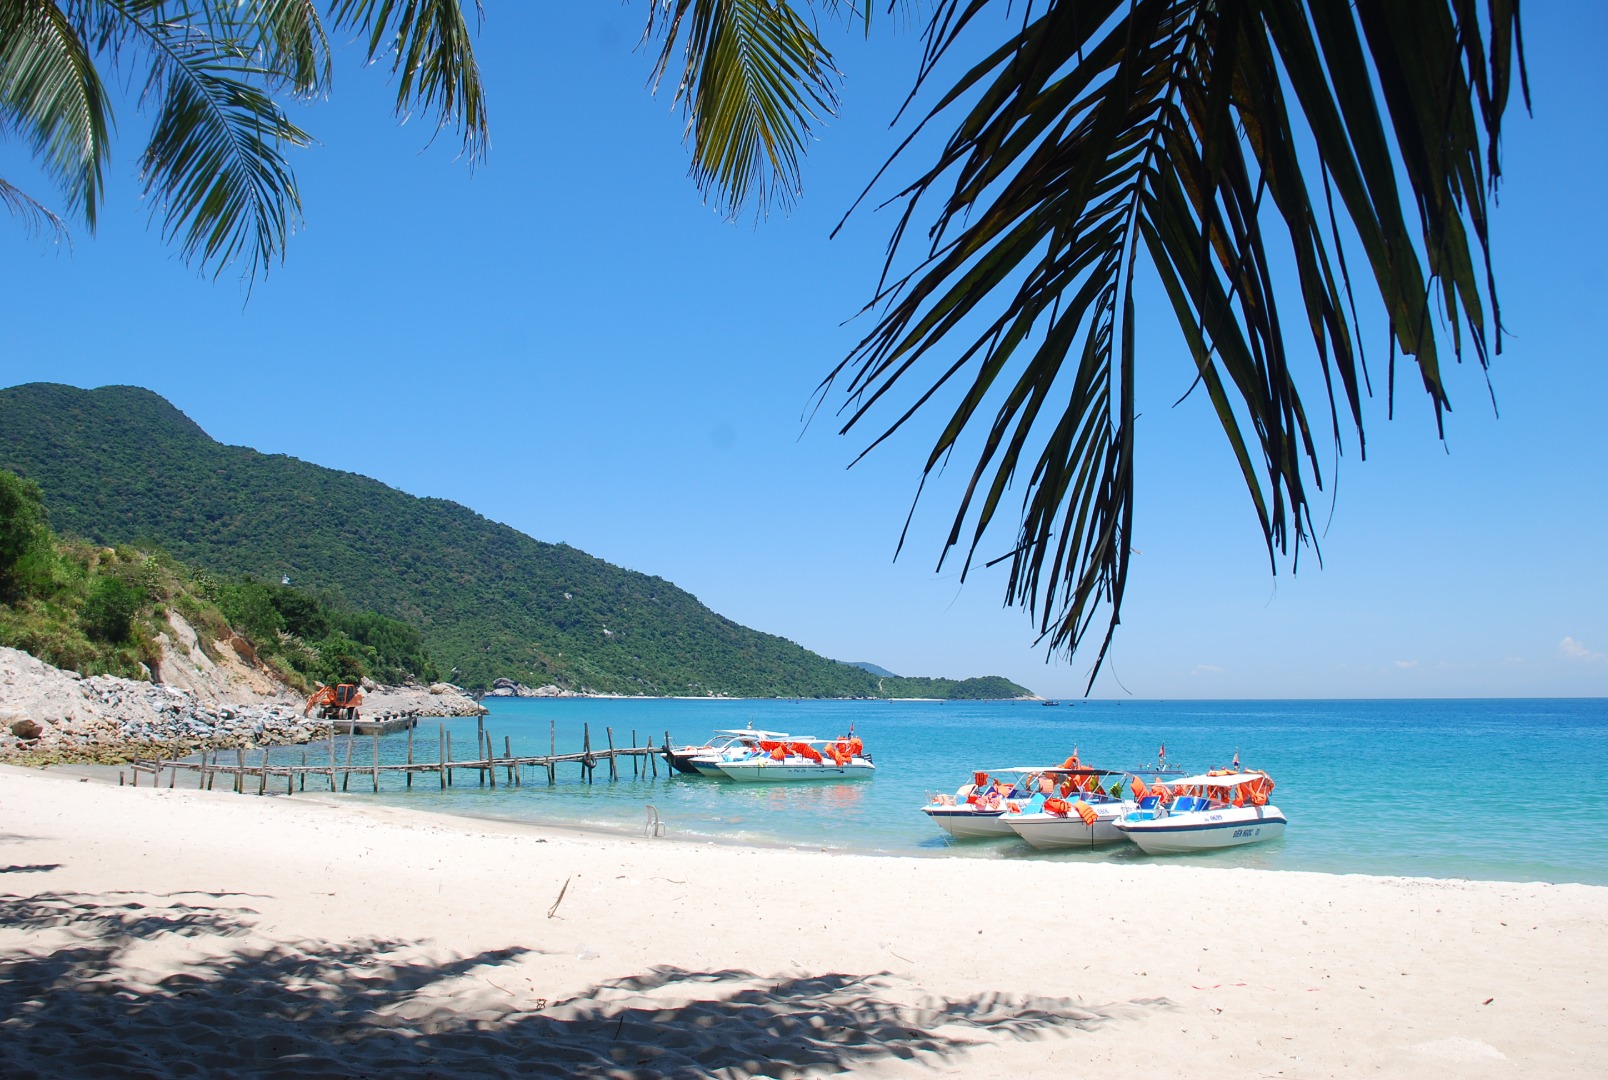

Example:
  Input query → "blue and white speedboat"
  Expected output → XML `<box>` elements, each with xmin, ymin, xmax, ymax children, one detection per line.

<box><xmin>921</xmin><ymin>767</ymin><xmax>1055</xmax><ymax>839</ymax></box>
<box><xmin>1003</xmin><ymin>766</ymin><xmax>1132</xmax><ymax>849</ymax></box>
<box><xmin>1113</xmin><ymin>770</ymin><xmax>1286</xmax><ymax>854</ymax></box>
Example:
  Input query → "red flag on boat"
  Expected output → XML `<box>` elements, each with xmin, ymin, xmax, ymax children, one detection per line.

<box><xmin>1158</xmin><ymin>744</ymin><xmax>1165</xmax><ymax>760</ymax></box>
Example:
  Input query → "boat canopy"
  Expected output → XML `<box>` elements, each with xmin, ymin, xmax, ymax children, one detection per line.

<box><xmin>1164</xmin><ymin>770</ymin><xmax>1272</xmax><ymax>787</ymax></box>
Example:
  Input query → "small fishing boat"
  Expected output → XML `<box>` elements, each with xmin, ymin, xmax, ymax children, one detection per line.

<box><xmin>662</xmin><ymin>728</ymin><xmax>791</xmax><ymax>775</ymax></box>
<box><xmin>920</xmin><ymin>767</ymin><xmax>1054</xmax><ymax>839</ymax></box>
<box><xmin>717</xmin><ymin>737</ymin><xmax>874</xmax><ymax>782</ymax></box>
<box><xmin>1113</xmin><ymin>770</ymin><xmax>1286</xmax><ymax>854</ymax></box>
<box><xmin>1002</xmin><ymin>760</ymin><xmax>1132</xmax><ymax>849</ymax></box>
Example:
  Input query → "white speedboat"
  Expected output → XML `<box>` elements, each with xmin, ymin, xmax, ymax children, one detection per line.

<box><xmin>663</xmin><ymin>728</ymin><xmax>790</xmax><ymax>775</ymax></box>
<box><xmin>687</xmin><ymin>733</ymin><xmax>809</xmax><ymax>778</ymax></box>
<box><xmin>921</xmin><ymin>767</ymin><xmax>1053</xmax><ymax>839</ymax></box>
<box><xmin>1113</xmin><ymin>770</ymin><xmax>1286</xmax><ymax>854</ymax></box>
<box><xmin>717</xmin><ymin>737</ymin><xmax>874</xmax><ymax>782</ymax></box>
<box><xmin>1002</xmin><ymin>766</ymin><xmax>1132</xmax><ymax>849</ymax></box>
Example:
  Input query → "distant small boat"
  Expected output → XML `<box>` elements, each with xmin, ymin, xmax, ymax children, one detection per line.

<box><xmin>1041</xmin><ymin>700</ymin><xmax>1062</xmax><ymax>706</ymax></box>
<box><xmin>1114</xmin><ymin>770</ymin><xmax>1286</xmax><ymax>853</ymax></box>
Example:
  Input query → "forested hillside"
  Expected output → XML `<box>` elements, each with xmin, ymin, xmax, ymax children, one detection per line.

<box><xmin>0</xmin><ymin>384</ymin><xmax>1035</xmax><ymax>698</ymax></box>
<box><xmin>0</xmin><ymin>468</ymin><xmax>429</xmax><ymax>688</ymax></box>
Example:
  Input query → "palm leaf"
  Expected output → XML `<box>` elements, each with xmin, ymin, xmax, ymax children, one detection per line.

<box><xmin>645</xmin><ymin>0</ymin><xmax>840</xmax><ymax>216</ymax></box>
<box><xmin>0</xmin><ymin>175</ymin><xmax>68</xmax><ymax>240</ymax></box>
<box><xmin>0</xmin><ymin>0</ymin><xmax>111</xmax><ymax>229</ymax></box>
<box><xmin>329</xmin><ymin>0</ymin><xmax>488</xmax><ymax>161</ymax></box>
<box><xmin>129</xmin><ymin>13</ymin><xmax>312</xmax><ymax>280</ymax></box>
<box><xmin>826</xmin><ymin>0</ymin><xmax>1522</xmax><ymax>685</ymax></box>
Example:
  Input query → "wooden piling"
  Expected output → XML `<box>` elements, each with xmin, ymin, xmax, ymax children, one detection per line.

<box><xmin>406</xmin><ymin>724</ymin><xmax>414</xmax><ymax>790</ymax></box>
<box><xmin>649</xmin><ymin>735</ymin><xmax>657</xmax><ymax>777</ymax></box>
<box><xmin>138</xmin><ymin>724</ymin><xmax>662</xmax><ymax>800</ymax></box>
<box><xmin>477</xmin><ymin>716</ymin><xmax>486</xmax><ymax>786</ymax></box>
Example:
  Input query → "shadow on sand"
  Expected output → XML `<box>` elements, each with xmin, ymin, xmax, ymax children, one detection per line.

<box><xmin>0</xmin><ymin>891</ymin><xmax>1173</xmax><ymax>1077</ymax></box>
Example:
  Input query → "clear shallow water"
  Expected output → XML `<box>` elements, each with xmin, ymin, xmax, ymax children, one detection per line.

<box><xmin>285</xmin><ymin>697</ymin><xmax>1608</xmax><ymax>885</ymax></box>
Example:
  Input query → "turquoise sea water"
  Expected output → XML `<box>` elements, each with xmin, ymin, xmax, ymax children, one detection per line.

<box><xmin>299</xmin><ymin>697</ymin><xmax>1608</xmax><ymax>885</ymax></box>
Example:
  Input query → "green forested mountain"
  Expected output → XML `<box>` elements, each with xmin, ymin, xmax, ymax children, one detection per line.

<box><xmin>0</xmin><ymin>384</ymin><xmax>1034</xmax><ymax>698</ymax></box>
<box><xmin>0</xmin><ymin>467</ymin><xmax>430</xmax><ymax>687</ymax></box>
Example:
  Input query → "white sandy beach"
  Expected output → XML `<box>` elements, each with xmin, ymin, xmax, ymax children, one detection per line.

<box><xmin>1</xmin><ymin>764</ymin><xmax>1602</xmax><ymax>1078</ymax></box>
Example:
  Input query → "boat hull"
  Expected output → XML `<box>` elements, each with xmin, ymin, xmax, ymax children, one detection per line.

<box><xmin>921</xmin><ymin>805</ymin><xmax>1017</xmax><ymax>839</ymax></box>
<box><xmin>1116</xmin><ymin>805</ymin><xmax>1287</xmax><ymax>854</ymax></box>
<box><xmin>719</xmin><ymin>761</ymin><xmax>875</xmax><ymax>782</ymax></box>
<box><xmin>663</xmin><ymin>749</ymin><xmax>707</xmax><ymax>775</ymax></box>
<box><xmin>689</xmin><ymin>756</ymin><xmax>745</xmax><ymax>778</ymax></box>
<box><xmin>1005</xmin><ymin>810</ymin><xmax>1128</xmax><ymax>849</ymax></box>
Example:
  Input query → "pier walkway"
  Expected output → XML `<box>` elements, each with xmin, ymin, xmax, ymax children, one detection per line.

<box><xmin>125</xmin><ymin>719</ymin><xmax>667</xmax><ymax>795</ymax></box>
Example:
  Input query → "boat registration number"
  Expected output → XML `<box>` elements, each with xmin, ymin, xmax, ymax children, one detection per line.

<box><xmin>1232</xmin><ymin>827</ymin><xmax>1262</xmax><ymax>838</ymax></box>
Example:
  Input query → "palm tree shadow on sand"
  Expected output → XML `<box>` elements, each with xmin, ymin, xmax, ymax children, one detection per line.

<box><xmin>0</xmin><ymin>891</ymin><xmax>1173</xmax><ymax>1077</ymax></box>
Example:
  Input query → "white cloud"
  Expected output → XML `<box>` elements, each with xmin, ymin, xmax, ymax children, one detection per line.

<box><xmin>1560</xmin><ymin>637</ymin><xmax>1608</xmax><ymax>666</ymax></box>
<box><xmin>1190</xmin><ymin>664</ymin><xmax>1225</xmax><ymax>676</ymax></box>
<box><xmin>1393</xmin><ymin>659</ymin><xmax>1420</xmax><ymax>670</ymax></box>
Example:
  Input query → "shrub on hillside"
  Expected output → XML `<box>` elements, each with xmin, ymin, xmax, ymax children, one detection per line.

<box><xmin>0</xmin><ymin>470</ymin><xmax>50</xmax><ymax>600</ymax></box>
<box><xmin>81</xmin><ymin>576</ymin><xmax>144</xmax><ymax>644</ymax></box>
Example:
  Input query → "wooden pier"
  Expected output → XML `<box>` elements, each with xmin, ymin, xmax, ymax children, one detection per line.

<box><xmin>122</xmin><ymin>719</ymin><xmax>668</xmax><ymax>795</ymax></box>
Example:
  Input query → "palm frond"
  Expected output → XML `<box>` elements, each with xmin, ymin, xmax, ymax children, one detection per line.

<box><xmin>60</xmin><ymin>1</ymin><xmax>329</xmax><ymax>96</ymax></box>
<box><xmin>645</xmin><ymin>0</ymin><xmax>840</xmax><ymax>216</ymax></box>
<box><xmin>195</xmin><ymin>0</ymin><xmax>332</xmax><ymax>97</ymax></box>
<box><xmin>827</xmin><ymin>0</ymin><xmax>1522</xmax><ymax>686</ymax></box>
<box><xmin>129</xmin><ymin>14</ymin><xmax>312</xmax><ymax>280</ymax></box>
<box><xmin>329</xmin><ymin>0</ymin><xmax>488</xmax><ymax>161</ymax></box>
<box><xmin>0</xmin><ymin>174</ymin><xmax>69</xmax><ymax>240</ymax></box>
<box><xmin>0</xmin><ymin>0</ymin><xmax>111</xmax><ymax>229</ymax></box>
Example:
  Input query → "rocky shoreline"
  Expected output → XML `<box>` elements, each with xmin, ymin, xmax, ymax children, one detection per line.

<box><xmin>481</xmin><ymin>677</ymin><xmax>584</xmax><ymax>698</ymax></box>
<box><xmin>0</xmin><ymin>638</ymin><xmax>485</xmax><ymax>765</ymax></box>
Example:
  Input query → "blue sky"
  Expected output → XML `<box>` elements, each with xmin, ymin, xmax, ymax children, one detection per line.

<box><xmin>2</xmin><ymin>4</ymin><xmax>1605</xmax><ymax>699</ymax></box>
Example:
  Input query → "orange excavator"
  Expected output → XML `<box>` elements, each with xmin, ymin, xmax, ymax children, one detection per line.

<box><xmin>305</xmin><ymin>683</ymin><xmax>363</xmax><ymax>721</ymax></box>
